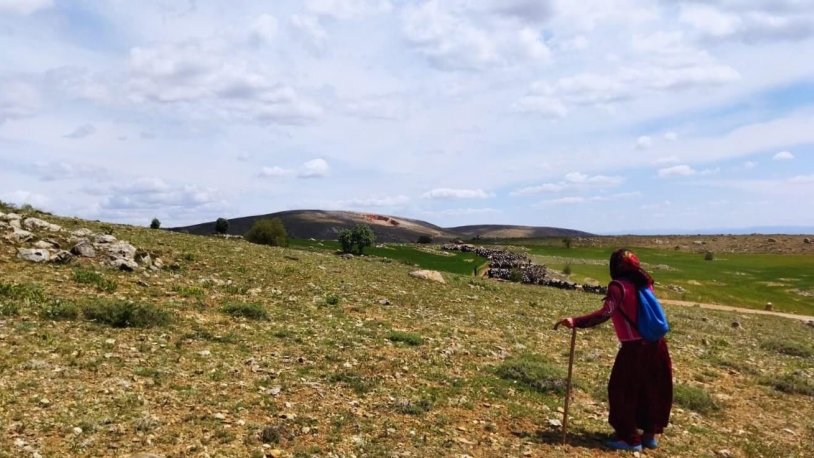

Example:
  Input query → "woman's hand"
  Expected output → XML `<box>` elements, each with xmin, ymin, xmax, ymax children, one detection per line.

<box><xmin>554</xmin><ymin>317</ymin><xmax>575</xmax><ymax>330</ymax></box>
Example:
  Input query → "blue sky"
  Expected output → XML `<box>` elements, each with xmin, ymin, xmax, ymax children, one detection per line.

<box><xmin>1</xmin><ymin>0</ymin><xmax>813</xmax><ymax>233</ymax></box>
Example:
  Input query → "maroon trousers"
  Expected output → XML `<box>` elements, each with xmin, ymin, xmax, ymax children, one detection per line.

<box><xmin>607</xmin><ymin>338</ymin><xmax>673</xmax><ymax>444</ymax></box>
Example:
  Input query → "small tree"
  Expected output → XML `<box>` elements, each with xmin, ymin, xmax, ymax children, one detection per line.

<box><xmin>704</xmin><ymin>251</ymin><xmax>714</xmax><ymax>261</ymax></box>
<box><xmin>245</xmin><ymin>218</ymin><xmax>288</xmax><ymax>247</ymax></box>
<box><xmin>215</xmin><ymin>217</ymin><xmax>229</xmax><ymax>234</ymax></box>
<box><xmin>338</xmin><ymin>224</ymin><xmax>375</xmax><ymax>255</ymax></box>
<box><xmin>150</xmin><ymin>218</ymin><xmax>161</xmax><ymax>229</ymax></box>
<box><xmin>417</xmin><ymin>235</ymin><xmax>433</xmax><ymax>244</ymax></box>
<box><xmin>338</xmin><ymin>229</ymin><xmax>354</xmax><ymax>254</ymax></box>
<box><xmin>562</xmin><ymin>237</ymin><xmax>572</xmax><ymax>249</ymax></box>
<box><xmin>351</xmin><ymin>224</ymin><xmax>375</xmax><ymax>255</ymax></box>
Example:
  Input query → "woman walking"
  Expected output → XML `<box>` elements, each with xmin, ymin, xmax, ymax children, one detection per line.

<box><xmin>557</xmin><ymin>248</ymin><xmax>673</xmax><ymax>451</ymax></box>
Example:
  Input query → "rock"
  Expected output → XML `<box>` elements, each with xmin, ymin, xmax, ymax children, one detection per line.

<box><xmin>804</xmin><ymin>237</ymin><xmax>812</xmax><ymax>244</ymax></box>
<box><xmin>9</xmin><ymin>219</ymin><xmax>22</xmax><ymax>229</ymax></box>
<box><xmin>2</xmin><ymin>212</ymin><xmax>22</xmax><ymax>220</ymax></box>
<box><xmin>731</xmin><ymin>321</ymin><xmax>741</xmax><ymax>329</ymax></box>
<box><xmin>340</xmin><ymin>253</ymin><xmax>354</xmax><ymax>259</ymax></box>
<box><xmin>71</xmin><ymin>241</ymin><xmax>97</xmax><ymax>258</ymax></box>
<box><xmin>548</xmin><ymin>418</ymin><xmax>562</xmax><ymax>427</ymax></box>
<box><xmin>378</xmin><ymin>298</ymin><xmax>391</xmax><ymax>305</ymax></box>
<box><xmin>23</xmin><ymin>217</ymin><xmax>62</xmax><ymax>232</ymax></box>
<box><xmin>110</xmin><ymin>258</ymin><xmax>138</xmax><ymax>271</ymax></box>
<box><xmin>71</xmin><ymin>228</ymin><xmax>94</xmax><ymax>237</ymax></box>
<box><xmin>409</xmin><ymin>270</ymin><xmax>446</xmax><ymax>284</ymax></box>
<box><xmin>5</xmin><ymin>227</ymin><xmax>34</xmax><ymax>243</ymax></box>
<box><xmin>52</xmin><ymin>250</ymin><xmax>73</xmax><ymax>264</ymax></box>
<box><xmin>17</xmin><ymin>248</ymin><xmax>51</xmax><ymax>263</ymax></box>
<box><xmin>94</xmin><ymin>234</ymin><xmax>117</xmax><ymax>244</ymax></box>
<box><xmin>767</xmin><ymin>238</ymin><xmax>777</xmax><ymax>243</ymax></box>
<box><xmin>765</xmin><ymin>302</ymin><xmax>773</xmax><ymax>311</ymax></box>
<box><xmin>135</xmin><ymin>252</ymin><xmax>152</xmax><ymax>266</ymax></box>
<box><xmin>33</xmin><ymin>240</ymin><xmax>58</xmax><ymax>249</ymax></box>
<box><xmin>106</xmin><ymin>241</ymin><xmax>137</xmax><ymax>259</ymax></box>
<box><xmin>153</xmin><ymin>258</ymin><xmax>164</xmax><ymax>269</ymax></box>
<box><xmin>716</xmin><ymin>450</ymin><xmax>733</xmax><ymax>457</ymax></box>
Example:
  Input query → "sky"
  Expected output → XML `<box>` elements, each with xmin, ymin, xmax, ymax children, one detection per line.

<box><xmin>1</xmin><ymin>0</ymin><xmax>813</xmax><ymax>234</ymax></box>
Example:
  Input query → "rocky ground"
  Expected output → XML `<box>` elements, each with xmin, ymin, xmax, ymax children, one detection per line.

<box><xmin>1</xmin><ymin>208</ymin><xmax>813</xmax><ymax>457</ymax></box>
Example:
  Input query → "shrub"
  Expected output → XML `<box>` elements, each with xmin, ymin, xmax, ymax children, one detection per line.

<box><xmin>496</xmin><ymin>355</ymin><xmax>566</xmax><ymax>394</ymax></box>
<box><xmin>245</xmin><ymin>218</ymin><xmax>288</xmax><ymax>247</ymax></box>
<box><xmin>83</xmin><ymin>300</ymin><xmax>171</xmax><ymax>328</ymax></box>
<box><xmin>338</xmin><ymin>224</ymin><xmax>375</xmax><ymax>255</ymax></box>
<box><xmin>150</xmin><ymin>218</ymin><xmax>161</xmax><ymax>229</ymax></box>
<box><xmin>73</xmin><ymin>269</ymin><xmax>117</xmax><ymax>292</ymax></box>
<box><xmin>417</xmin><ymin>235</ymin><xmax>433</xmax><ymax>244</ymax></box>
<box><xmin>674</xmin><ymin>383</ymin><xmax>719</xmax><ymax>414</ymax></box>
<box><xmin>763</xmin><ymin>373</ymin><xmax>814</xmax><ymax>397</ymax></box>
<box><xmin>704</xmin><ymin>251</ymin><xmax>714</xmax><ymax>261</ymax></box>
<box><xmin>562</xmin><ymin>237</ymin><xmax>572</xmax><ymax>249</ymax></box>
<box><xmin>394</xmin><ymin>397</ymin><xmax>433</xmax><ymax>415</ymax></box>
<box><xmin>562</xmin><ymin>264</ymin><xmax>572</xmax><ymax>275</ymax></box>
<box><xmin>325</xmin><ymin>293</ymin><xmax>341</xmax><ymax>305</ymax></box>
<box><xmin>387</xmin><ymin>330</ymin><xmax>423</xmax><ymax>346</ymax></box>
<box><xmin>761</xmin><ymin>339</ymin><xmax>814</xmax><ymax>358</ymax></box>
<box><xmin>0</xmin><ymin>301</ymin><xmax>20</xmax><ymax>317</ymax></box>
<box><xmin>221</xmin><ymin>302</ymin><xmax>268</xmax><ymax>320</ymax></box>
<box><xmin>41</xmin><ymin>299</ymin><xmax>79</xmax><ymax>320</ymax></box>
<box><xmin>215</xmin><ymin>217</ymin><xmax>229</xmax><ymax>234</ymax></box>
<box><xmin>508</xmin><ymin>268</ymin><xmax>524</xmax><ymax>282</ymax></box>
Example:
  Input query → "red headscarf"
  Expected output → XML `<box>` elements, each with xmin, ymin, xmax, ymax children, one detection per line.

<box><xmin>610</xmin><ymin>248</ymin><xmax>653</xmax><ymax>287</ymax></box>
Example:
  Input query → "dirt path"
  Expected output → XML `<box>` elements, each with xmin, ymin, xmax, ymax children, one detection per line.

<box><xmin>662</xmin><ymin>299</ymin><xmax>814</xmax><ymax>322</ymax></box>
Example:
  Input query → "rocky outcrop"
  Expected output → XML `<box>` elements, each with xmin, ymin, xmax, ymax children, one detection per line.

<box><xmin>409</xmin><ymin>270</ymin><xmax>446</xmax><ymax>284</ymax></box>
<box><xmin>17</xmin><ymin>248</ymin><xmax>50</xmax><ymax>263</ymax></box>
<box><xmin>71</xmin><ymin>241</ymin><xmax>96</xmax><ymax>258</ymax></box>
<box><xmin>23</xmin><ymin>217</ymin><xmax>62</xmax><ymax>232</ymax></box>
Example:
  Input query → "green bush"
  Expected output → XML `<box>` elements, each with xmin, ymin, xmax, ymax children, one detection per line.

<box><xmin>221</xmin><ymin>303</ymin><xmax>268</xmax><ymax>320</ymax></box>
<box><xmin>245</xmin><ymin>218</ymin><xmax>288</xmax><ymax>247</ymax></box>
<box><xmin>760</xmin><ymin>339</ymin><xmax>813</xmax><ymax>358</ymax></box>
<box><xmin>325</xmin><ymin>293</ymin><xmax>341</xmax><ymax>305</ymax></box>
<box><xmin>704</xmin><ymin>251</ymin><xmax>714</xmax><ymax>261</ymax></box>
<box><xmin>387</xmin><ymin>330</ymin><xmax>423</xmax><ymax>346</ymax></box>
<box><xmin>83</xmin><ymin>300</ymin><xmax>171</xmax><ymax>328</ymax></box>
<box><xmin>763</xmin><ymin>373</ymin><xmax>814</xmax><ymax>397</ymax></box>
<box><xmin>41</xmin><ymin>299</ymin><xmax>79</xmax><ymax>320</ymax></box>
<box><xmin>508</xmin><ymin>268</ymin><xmax>524</xmax><ymax>282</ymax></box>
<box><xmin>215</xmin><ymin>217</ymin><xmax>229</xmax><ymax>234</ymax></box>
<box><xmin>417</xmin><ymin>235</ymin><xmax>433</xmax><ymax>244</ymax></box>
<box><xmin>0</xmin><ymin>301</ymin><xmax>20</xmax><ymax>317</ymax></box>
<box><xmin>338</xmin><ymin>224</ymin><xmax>375</xmax><ymax>255</ymax></box>
<box><xmin>73</xmin><ymin>269</ymin><xmax>117</xmax><ymax>292</ymax></box>
<box><xmin>496</xmin><ymin>354</ymin><xmax>566</xmax><ymax>394</ymax></box>
<box><xmin>562</xmin><ymin>264</ymin><xmax>572</xmax><ymax>275</ymax></box>
<box><xmin>150</xmin><ymin>218</ymin><xmax>161</xmax><ymax>229</ymax></box>
<box><xmin>674</xmin><ymin>383</ymin><xmax>719</xmax><ymax>414</ymax></box>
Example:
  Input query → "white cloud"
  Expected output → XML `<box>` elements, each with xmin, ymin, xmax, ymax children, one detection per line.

<box><xmin>677</xmin><ymin>1</ymin><xmax>814</xmax><ymax>43</ymax></box>
<box><xmin>0</xmin><ymin>0</ymin><xmax>52</xmax><ymax>15</ymax></box>
<box><xmin>510</xmin><ymin>183</ymin><xmax>563</xmax><ymax>196</ymax></box>
<box><xmin>789</xmin><ymin>175</ymin><xmax>814</xmax><ymax>184</ymax></box>
<box><xmin>250</xmin><ymin>14</ymin><xmax>279</xmax><ymax>45</ymax></box>
<box><xmin>100</xmin><ymin>178</ymin><xmax>219</xmax><ymax>210</ymax></box>
<box><xmin>305</xmin><ymin>0</ymin><xmax>391</xmax><ymax>19</ymax></box>
<box><xmin>680</xmin><ymin>4</ymin><xmax>741</xmax><ymax>37</ymax></box>
<box><xmin>540</xmin><ymin>196</ymin><xmax>587</xmax><ymax>206</ymax></box>
<box><xmin>63</xmin><ymin>123</ymin><xmax>96</xmax><ymax>139</ymax></box>
<box><xmin>664</xmin><ymin>132</ymin><xmax>678</xmax><ymax>141</ymax></box>
<box><xmin>344</xmin><ymin>195</ymin><xmax>409</xmax><ymax>207</ymax></box>
<box><xmin>773</xmin><ymin>151</ymin><xmax>794</xmax><ymax>160</ymax></box>
<box><xmin>654</xmin><ymin>156</ymin><xmax>681</xmax><ymax>165</ymax></box>
<box><xmin>1</xmin><ymin>190</ymin><xmax>50</xmax><ymax>207</ymax></box>
<box><xmin>421</xmin><ymin>188</ymin><xmax>493</xmax><ymax>199</ymax></box>
<box><xmin>743</xmin><ymin>161</ymin><xmax>757</xmax><ymax>169</ymax></box>
<box><xmin>0</xmin><ymin>80</ymin><xmax>40</xmax><ymax>122</ymax></box>
<box><xmin>658</xmin><ymin>164</ymin><xmax>697</xmax><ymax>177</ymax></box>
<box><xmin>298</xmin><ymin>158</ymin><xmax>330</xmax><ymax>179</ymax></box>
<box><xmin>258</xmin><ymin>166</ymin><xmax>293</xmax><ymax>178</ymax></box>
<box><xmin>33</xmin><ymin>161</ymin><xmax>107</xmax><ymax>182</ymax></box>
<box><xmin>564</xmin><ymin>172</ymin><xmax>624</xmax><ymax>186</ymax></box>
<box><xmin>290</xmin><ymin>14</ymin><xmax>328</xmax><ymax>52</ymax></box>
<box><xmin>636</xmin><ymin>135</ymin><xmax>653</xmax><ymax>150</ymax></box>
<box><xmin>422</xmin><ymin>207</ymin><xmax>500</xmax><ymax>216</ymax></box>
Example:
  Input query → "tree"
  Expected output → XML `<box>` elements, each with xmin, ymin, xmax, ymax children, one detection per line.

<box><xmin>338</xmin><ymin>224</ymin><xmax>375</xmax><ymax>255</ymax></box>
<box><xmin>150</xmin><ymin>218</ymin><xmax>161</xmax><ymax>229</ymax></box>
<box><xmin>215</xmin><ymin>217</ymin><xmax>229</xmax><ymax>234</ymax></box>
<box><xmin>417</xmin><ymin>235</ymin><xmax>433</xmax><ymax>244</ymax></box>
<box><xmin>562</xmin><ymin>237</ymin><xmax>572</xmax><ymax>249</ymax></box>
<box><xmin>245</xmin><ymin>218</ymin><xmax>288</xmax><ymax>246</ymax></box>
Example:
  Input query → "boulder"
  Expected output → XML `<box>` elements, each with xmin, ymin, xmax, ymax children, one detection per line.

<box><xmin>71</xmin><ymin>241</ymin><xmax>97</xmax><ymax>258</ymax></box>
<box><xmin>805</xmin><ymin>238</ymin><xmax>812</xmax><ymax>244</ymax></box>
<box><xmin>5</xmin><ymin>227</ymin><xmax>34</xmax><ymax>243</ymax></box>
<box><xmin>9</xmin><ymin>219</ymin><xmax>22</xmax><ymax>229</ymax></box>
<box><xmin>71</xmin><ymin>228</ymin><xmax>94</xmax><ymax>237</ymax></box>
<box><xmin>52</xmin><ymin>250</ymin><xmax>73</xmax><ymax>264</ymax></box>
<box><xmin>106</xmin><ymin>241</ymin><xmax>137</xmax><ymax>259</ymax></box>
<box><xmin>110</xmin><ymin>258</ymin><xmax>138</xmax><ymax>271</ymax></box>
<box><xmin>17</xmin><ymin>248</ymin><xmax>51</xmax><ymax>263</ymax></box>
<box><xmin>94</xmin><ymin>234</ymin><xmax>117</xmax><ymax>244</ymax></box>
<box><xmin>409</xmin><ymin>270</ymin><xmax>446</xmax><ymax>284</ymax></box>
<box><xmin>1</xmin><ymin>212</ymin><xmax>22</xmax><ymax>221</ymax></box>
<box><xmin>33</xmin><ymin>240</ymin><xmax>59</xmax><ymax>249</ymax></box>
<box><xmin>23</xmin><ymin>217</ymin><xmax>62</xmax><ymax>232</ymax></box>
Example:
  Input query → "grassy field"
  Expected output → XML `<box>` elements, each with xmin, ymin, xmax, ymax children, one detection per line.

<box><xmin>289</xmin><ymin>239</ymin><xmax>489</xmax><ymax>276</ymax></box>
<box><xmin>1</xmin><ymin>212</ymin><xmax>813</xmax><ymax>457</ymax></box>
<box><xmin>487</xmin><ymin>241</ymin><xmax>814</xmax><ymax>316</ymax></box>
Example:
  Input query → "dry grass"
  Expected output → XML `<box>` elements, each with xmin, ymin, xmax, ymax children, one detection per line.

<box><xmin>0</xmin><ymin>211</ymin><xmax>813</xmax><ymax>457</ymax></box>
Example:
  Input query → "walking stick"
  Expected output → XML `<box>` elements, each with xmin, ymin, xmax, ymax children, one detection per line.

<box><xmin>554</xmin><ymin>322</ymin><xmax>577</xmax><ymax>444</ymax></box>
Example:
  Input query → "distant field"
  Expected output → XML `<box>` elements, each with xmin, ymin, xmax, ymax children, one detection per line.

<box><xmin>492</xmin><ymin>241</ymin><xmax>814</xmax><ymax>315</ymax></box>
<box><xmin>289</xmin><ymin>239</ymin><xmax>489</xmax><ymax>276</ymax></box>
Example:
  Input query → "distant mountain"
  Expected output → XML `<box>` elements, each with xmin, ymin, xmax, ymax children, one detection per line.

<box><xmin>172</xmin><ymin>210</ymin><xmax>590</xmax><ymax>242</ymax></box>
<box><xmin>171</xmin><ymin>210</ymin><xmax>461</xmax><ymax>243</ymax></box>
<box><xmin>447</xmin><ymin>224</ymin><xmax>593</xmax><ymax>239</ymax></box>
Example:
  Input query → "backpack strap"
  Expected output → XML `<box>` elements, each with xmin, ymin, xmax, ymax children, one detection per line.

<box><xmin>610</xmin><ymin>280</ymin><xmax>637</xmax><ymax>328</ymax></box>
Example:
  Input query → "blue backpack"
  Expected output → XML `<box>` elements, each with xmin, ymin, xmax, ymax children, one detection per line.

<box><xmin>616</xmin><ymin>281</ymin><xmax>670</xmax><ymax>342</ymax></box>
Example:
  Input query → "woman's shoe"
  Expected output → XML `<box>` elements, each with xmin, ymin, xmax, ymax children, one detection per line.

<box><xmin>642</xmin><ymin>435</ymin><xmax>658</xmax><ymax>449</ymax></box>
<box><xmin>605</xmin><ymin>439</ymin><xmax>643</xmax><ymax>451</ymax></box>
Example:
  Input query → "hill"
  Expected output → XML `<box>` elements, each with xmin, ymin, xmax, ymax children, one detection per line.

<box><xmin>448</xmin><ymin>224</ymin><xmax>592</xmax><ymax>239</ymax></box>
<box><xmin>173</xmin><ymin>210</ymin><xmax>591</xmax><ymax>242</ymax></box>
<box><xmin>2</xmin><ymin>206</ymin><xmax>813</xmax><ymax>457</ymax></box>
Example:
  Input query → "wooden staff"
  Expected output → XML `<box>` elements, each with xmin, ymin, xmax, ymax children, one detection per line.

<box><xmin>553</xmin><ymin>321</ymin><xmax>577</xmax><ymax>444</ymax></box>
